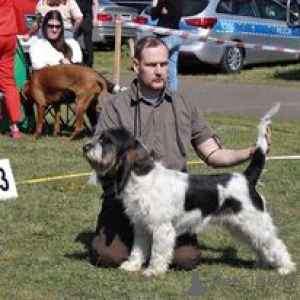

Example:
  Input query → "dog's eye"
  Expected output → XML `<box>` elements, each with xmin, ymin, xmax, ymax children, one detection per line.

<box><xmin>100</xmin><ymin>135</ymin><xmax>111</xmax><ymax>144</ymax></box>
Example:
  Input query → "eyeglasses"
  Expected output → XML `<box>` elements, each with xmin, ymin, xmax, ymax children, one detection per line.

<box><xmin>46</xmin><ymin>24</ymin><xmax>62</xmax><ymax>30</ymax></box>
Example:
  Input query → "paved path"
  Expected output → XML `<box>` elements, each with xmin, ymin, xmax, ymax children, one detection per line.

<box><xmin>180</xmin><ymin>78</ymin><xmax>300</xmax><ymax>120</ymax></box>
<box><xmin>122</xmin><ymin>75</ymin><xmax>300</xmax><ymax>120</ymax></box>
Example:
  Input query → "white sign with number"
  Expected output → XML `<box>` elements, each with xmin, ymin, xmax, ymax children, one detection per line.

<box><xmin>0</xmin><ymin>159</ymin><xmax>18</xmax><ymax>200</ymax></box>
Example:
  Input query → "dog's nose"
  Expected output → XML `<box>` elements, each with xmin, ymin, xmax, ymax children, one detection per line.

<box><xmin>83</xmin><ymin>142</ymin><xmax>93</xmax><ymax>153</ymax></box>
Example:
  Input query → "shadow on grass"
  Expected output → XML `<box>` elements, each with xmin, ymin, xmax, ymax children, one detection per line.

<box><xmin>67</xmin><ymin>231</ymin><xmax>254</xmax><ymax>270</ymax></box>
<box><xmin>199</xmin><ymin>244</ymin><xmax>254</xmax><ymax>269</ymax></box>
<box><xmin>273</xmin><ymin>68</ymin><xmax>300</xmax><ymax>81</ymax></box>
<box><xmin>66</xmin><ymin>230</ymin><xmax>99</xmax><ymax>265</ymax></box>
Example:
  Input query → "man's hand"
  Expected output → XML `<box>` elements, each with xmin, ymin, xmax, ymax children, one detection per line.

<box><xmin>21</xmin><ymin>34</ymin><xmax>30</xmax><ymax>41</ymax></box>
<box><xmin>265</xmin><ymin>124</ymin><xmax>272</xmax><ymax>153</ymax></box>
<box><xmin>60</xmin><ymin>58</ymin><xmax>71</xmax><ymax>64</ymax></box>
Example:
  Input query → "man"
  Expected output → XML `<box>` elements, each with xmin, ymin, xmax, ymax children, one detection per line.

<box><xmin>91</xmin><ymin>36</ymin><xmax>271</xmax><ymax>269</ymax></box>
<box><xmin>75</xmin><ymin>0</ymin><xmax>98</xmax><ymax>67</ymax></box>
<box><xmin>150</xmin><ymin>0</ymin><xmax>183</xmax><ymax>91</ymax></box>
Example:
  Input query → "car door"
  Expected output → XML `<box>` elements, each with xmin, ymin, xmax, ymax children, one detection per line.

<box><xmin>249</xmin><ymin>0</ymin><xmax>300</xmax><ymax>62</ymax></box>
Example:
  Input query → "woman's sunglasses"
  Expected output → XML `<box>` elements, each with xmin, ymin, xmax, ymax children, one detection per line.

<box><xmin>46</xmin><ymin>24</ymin><xmax>62</xmax><ymax>30</ymax></box>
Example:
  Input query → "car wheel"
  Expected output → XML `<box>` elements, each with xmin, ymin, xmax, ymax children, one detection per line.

<box><xmin>220</xmin><ymin>46</ymin><xmax>244</xmax><ymax>73</ymax></box>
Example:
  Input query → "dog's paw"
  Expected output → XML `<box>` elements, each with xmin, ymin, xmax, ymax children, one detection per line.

<box><xmin>119</xmin><ymin>260</ymin><xmax>141</xmax><ymax>272</ymax></box>
<box><xmin>277</xmin><ymin>263</ymin><xmax>296</xmax><ymax>275</ymax></box>
<box><xmin>142</xmin><ymin>267</ymin><xmax>166</xmax><ymax>277</ymax></box>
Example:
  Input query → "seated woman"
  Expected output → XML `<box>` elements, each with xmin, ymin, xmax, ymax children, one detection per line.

<box><xmin>29</xmin><ymin>10</ymin><xmax>125</xmax><ymax>129</ymax></box>
<box><xmin>24</xmin><ymin>0</ymin><xmax>83</xmax><ymax>40</ymax></box>
<box><xmin>29</xmin><ymin>10</ymin><xmax>125</xmax><ymax>92</ymax></box>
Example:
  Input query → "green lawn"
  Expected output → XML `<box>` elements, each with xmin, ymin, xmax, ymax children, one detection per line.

<box><xmin>93</xmin><ymin>46</ymin><xmax>300</xmax><ymax>86</ymax></box>
<box><xmin>0</xmin><ymin>113</ymin><xmax>299</xmax><ymax>299</ymax></box>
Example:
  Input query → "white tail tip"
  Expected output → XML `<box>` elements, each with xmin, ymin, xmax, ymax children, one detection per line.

<box><xmin>256</xmin><ymin>103</ymin><xmax>280</xmax><ymax>153</ymax></box>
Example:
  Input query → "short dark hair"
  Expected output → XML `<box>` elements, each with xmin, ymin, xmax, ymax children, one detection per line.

<box><xmin>134</xmin><ymin>36</ymin><xmax>168</xmax><ymax>61</ymax></box>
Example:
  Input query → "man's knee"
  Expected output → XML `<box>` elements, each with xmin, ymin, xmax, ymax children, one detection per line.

<box><xmin>92</xmin><ymin>233</ymin><xmax>130</xmax><ymax>267</ymax></box>
<box><xmin>172</xmin><ymin>245</ymin><xmax>202</xmax><ymax>270</ymax></box>
<box><xmin>172</xmin><ymin>233</ymin><xmax>201</xmax><ymax>270</ymax></box>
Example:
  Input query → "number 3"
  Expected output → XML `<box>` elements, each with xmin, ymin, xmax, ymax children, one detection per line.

<box><xmin>0</xmin><ymin>167</ymin><xmax>9</xmax><ymax>191</ymax></box>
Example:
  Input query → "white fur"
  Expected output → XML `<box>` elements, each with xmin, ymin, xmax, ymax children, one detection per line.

<box><xmin>83</xmin><ymin>104</ymin><xmax>296</xmax><ymax>277</ymax></box>
<box><xmin>119</xmin><ymin>164</ymin><xmax>295</xmax><ymax>276</ymax></box>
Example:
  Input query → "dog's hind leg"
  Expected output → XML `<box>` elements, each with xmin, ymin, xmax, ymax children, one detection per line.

<box><xmin>222</xmin><ymin>211</ymin><xmax>296</xmax><ymax>275</ymax></box>
<box><xmin>120</xmin><ymin>226</ymin><xmax>151</xmax><ymax>272</ymax></box>
<box><xmin>53</xmin><ymin>105</ymin><xmax>61</xmax><ymax>136</ymax></box>
<box><xmin>69</xmin><ymin>97</ymin><xmax>87</xmax><ymax>141</ymax></box>
<box><xmin>143</xmin><ymin>223</ymin><xmax>176</xmax><ymax>277</ymax></box>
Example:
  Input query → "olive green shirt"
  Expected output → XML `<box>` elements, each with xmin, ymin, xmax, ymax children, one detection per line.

<box><xmin>94</xmin><ymin>79</ymin><xmax>215</xmax><ymax>172</ymax></box>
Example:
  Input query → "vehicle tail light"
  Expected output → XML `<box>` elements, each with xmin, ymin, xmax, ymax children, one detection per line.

<box><xmin>132</xmin><ymin>16</ymin><xmax>148</xmax><ymax>24</ymax></box>
<box><xmin>97</xmin><ymin>13</ymin><xmax>113</xmax><ymax>22</ymax></box>
<box><xmin>185</xmin><ymin>17</ymin><xmax>217</xmax><ymax>29</ymax></box>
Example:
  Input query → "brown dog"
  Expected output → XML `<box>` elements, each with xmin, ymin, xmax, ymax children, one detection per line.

<box><xmin>21</xmin><ymin>64</ymin><xmax>108</xmax><ymax>141</ymax></box>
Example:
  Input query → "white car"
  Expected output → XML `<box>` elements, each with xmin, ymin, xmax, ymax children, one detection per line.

<box><xmin>134</xmin><ymin>0</ymin><xmax>300</xmax><ymax>73</ymax></box>
<box><xmin>93</xmin><ymin>0</ymin><xmax>138</xmax><ymax>46</ymax></box>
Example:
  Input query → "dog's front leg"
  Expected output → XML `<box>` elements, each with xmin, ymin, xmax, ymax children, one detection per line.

<box><xmin>32</xmin><ymin>103</ymin><xmax>46</xmax><ymax>139</ymax></box>
<box><xmin>119</xmin><ymin>226</ymin><xmax>151</xmax><ymax>272</ymax></box>
<box><xmin>143</xmin><ymin>223</ymin><xmax>176</xmax><ymax>277</ymax></box>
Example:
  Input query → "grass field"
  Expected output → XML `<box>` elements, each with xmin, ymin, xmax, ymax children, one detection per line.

<box><xmin>0</xmin><ymin>112</ymin><xmax>299</xmax><ymax>299</ymax></box>
<box><xmin>93</xmin><ymin>46</ymin><xmax>300</xmax><ymax>86</ymax></box>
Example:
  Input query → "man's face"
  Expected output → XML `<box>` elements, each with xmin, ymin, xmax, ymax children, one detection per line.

<box><xmin>134</xmin><ymin>44</ymin><xmax>168</xmax><ymax>91</ymax></box>
<box><xmin>45</xmin><ymin>19</ymin><xmax>62</xmax><ymax>41</ymax></box>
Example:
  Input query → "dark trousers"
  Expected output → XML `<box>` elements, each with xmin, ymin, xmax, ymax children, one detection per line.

<box><xmin>92</xmin><ymin>199</ymin><xmax>202</xmax><ymax>269</ymax></box>
<box><xmin>76</xmin><ymin>15</ymin><xmax>94</xmax><ymax>67</ymax></box>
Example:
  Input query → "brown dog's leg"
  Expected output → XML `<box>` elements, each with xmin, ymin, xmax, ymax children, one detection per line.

<box><xmin>32</xmin><ymin>103</ymin><xmax>46</xmax><ymax>139</ymax></box>
<box><xmin>53</xmin><ymin>105</ymin><xmax>61</xmax><ymax>137</ymax></box>
<box><xmin>68</xmin><ymin>98</ymin><xmax>86</xmax><ymax>141</ymax></box>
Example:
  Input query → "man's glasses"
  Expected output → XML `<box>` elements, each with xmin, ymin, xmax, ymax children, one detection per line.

<box><xmin>46</xmin><ymin>24</ymin><xmax>62</xmax><ymax>30</ymax></box>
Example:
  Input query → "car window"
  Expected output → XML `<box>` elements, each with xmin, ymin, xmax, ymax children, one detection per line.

<box><xmin>217</xmin><ymin>0</ymin><xmax>257</xmax><ymax>17</ymax></box>
<box><xmin>255</xmin><ymin>0</ymin><xmax>286</xmax><ymax>21</ymax></box>
<box><xmin>236</xmin><ymin>0</ymin><xmax>256</xmax><ymax>17</ymax></box>
<box><xmin>182</xmin><ymin>0</ymin><xmax>210</xmax><ymax>17</ymax></box>
<box><xmin>217</xmin><ymin>0</ymin><xmax>235</xmax><ymax>14</ymax></box>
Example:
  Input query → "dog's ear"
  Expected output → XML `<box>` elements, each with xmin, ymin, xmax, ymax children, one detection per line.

<box><xmin>115</xmin><ymin>140</ymin><xmax>153</xmax><ymax>194</ymax></box>
<box><xmin>131</xmin><ymin>140</ymin><xmax>154</xmax><ymax>175</ymax></box>
<box><xmin>115</xmin><ymin>149</ymin><xmax>134</xmax><ymax>195</ymax></box>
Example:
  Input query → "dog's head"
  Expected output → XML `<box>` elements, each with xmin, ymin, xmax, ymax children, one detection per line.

<box><xmin>83</xmin><ymin>128</ymin><xmax>154</xmax><ymax>191</ymax></box>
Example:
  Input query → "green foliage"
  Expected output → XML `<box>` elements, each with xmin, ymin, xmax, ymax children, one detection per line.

<box><xmin>0</xmin><ymin>113</ymin><xmax>299</xmax><ymax>300</ymax></box>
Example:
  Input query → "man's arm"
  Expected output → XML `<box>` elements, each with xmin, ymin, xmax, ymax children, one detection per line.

<box><xmin>22</xmin><ymin>12</ymin><xmax>43</xmax><ymax>41</ymax></box>
<box><xmin>69</xmin><ymin>0</ymin><xmax>83</xmax><ymax>34</ymax></box>
<box><xmin>196</xmin><ymin>126</ymin><xmax>271</xmax><ymax>168</ymax></box>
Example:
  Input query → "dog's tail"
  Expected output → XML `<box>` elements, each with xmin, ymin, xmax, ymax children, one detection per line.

<box><xmin>244</xmin><ymin>103</ymin><xmax>280</xmax><ymax>185</ymax></box>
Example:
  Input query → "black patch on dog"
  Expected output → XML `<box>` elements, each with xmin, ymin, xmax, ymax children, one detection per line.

<box><xmin>244</xmin><ymin>148</ymin><xmax>265</xmax><ymax>186</ymax></box>
<box><xmin>215</xmin><ymin>197</ymin><xmax>242</xmax><ymax>215</ymax></box>
<box><xmin>184</xmin><ymin>174</ymin><xmax>232</xmax><ymax>217</ymax></box>
<box><xmin>248</xmin><ymin>187</ymin><xmax>265</xmax><ymax>211</ymax></box>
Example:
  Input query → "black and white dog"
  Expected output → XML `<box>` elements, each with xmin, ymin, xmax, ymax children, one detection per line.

<box><xmin>83</xmin><ymin>104</ymin><xmax>295</xmax><ymax>276</ymax></box>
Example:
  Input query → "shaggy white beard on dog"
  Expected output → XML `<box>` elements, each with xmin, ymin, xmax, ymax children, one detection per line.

<box><xmin>83</xmin><ymin>103</ymin><xmax>296</xmax><ymax>276</ymax></box>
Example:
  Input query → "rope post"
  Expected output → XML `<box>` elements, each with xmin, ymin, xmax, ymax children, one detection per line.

<box><xmin>114</xmin><ymin>13</ymin><xmax>122</xmax><ymax>86</ymax></box>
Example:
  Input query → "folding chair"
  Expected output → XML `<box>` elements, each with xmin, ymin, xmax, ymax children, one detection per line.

<box><xmin>43</xmin><ymin>96</ymin><xmax>93</xmax><ymax>135</ymax></box>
